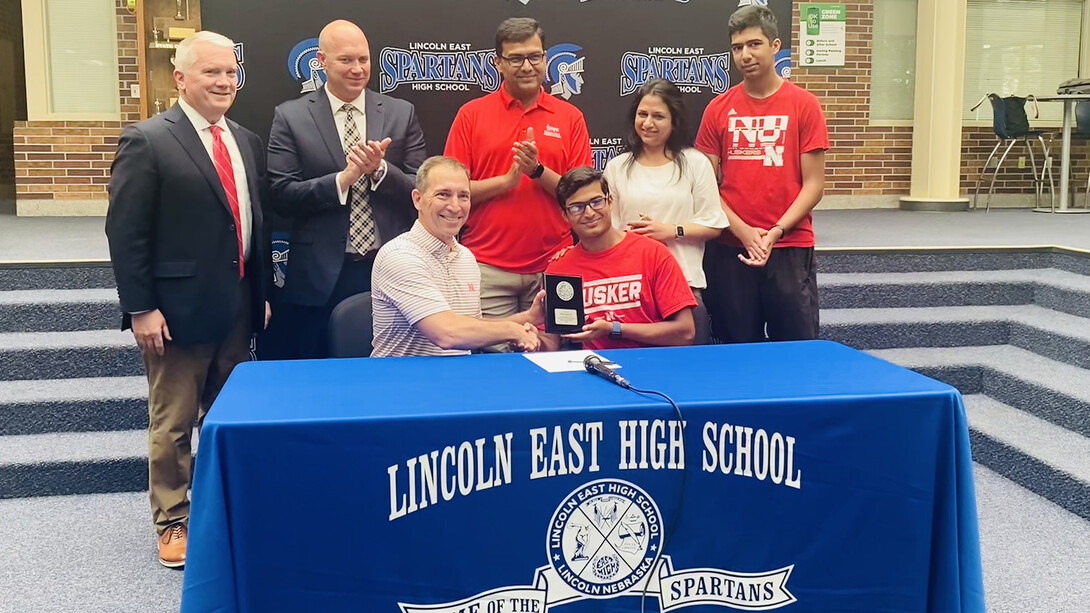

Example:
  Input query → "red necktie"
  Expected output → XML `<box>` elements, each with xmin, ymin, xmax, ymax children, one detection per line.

<box><xmin>209</xmin><ymin>125</ymin><xmax>244</xmax><ymax>279</ymax></box>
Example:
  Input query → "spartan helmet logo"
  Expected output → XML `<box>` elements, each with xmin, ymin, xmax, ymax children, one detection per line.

<box><xmin>271</xmin><ymin>237</ymin><xmax>290</xmax><ymax>289</ymax></box>
<box><xmin>547</xmin><ymin>44</ymin><xmax>585</xmax><ymax>100</ymax></box>
<box><xmin>287</xmin><ymin>38</ymin><xmax>326</xmax><ymax>94</ymax></box>
<box><xmin>737</xmin><ymin>0</ymin><xmax>769</xmax><ymax>6</ymax></box>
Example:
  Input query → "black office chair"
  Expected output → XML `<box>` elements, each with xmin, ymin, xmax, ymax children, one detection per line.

<box><xmin>970</xmin><ymin>94</ymin><xmax>1053</xmax><ymax>211</ymax></box>
<box><xmin>327</xmin><ymin>292</ymin><xmax>374</xmax><ymax>358</ymax></box>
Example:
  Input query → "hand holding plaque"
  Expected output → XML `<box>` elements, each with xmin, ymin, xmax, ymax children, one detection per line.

<box><xmin>544</xmin><ymin>273</ymin><xmax>584</xmax><ymax>335</ymax></box>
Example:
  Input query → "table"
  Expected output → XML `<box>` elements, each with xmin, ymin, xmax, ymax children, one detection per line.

<box><xmin>180</xmin><ymin>341</ymin><xmax>985</xmax><ymax>613</ymax></box>
<box><xmin>1034</xmin><ymin>94</ymin><xmax>1090</xmax><ymax>213</ymax></box>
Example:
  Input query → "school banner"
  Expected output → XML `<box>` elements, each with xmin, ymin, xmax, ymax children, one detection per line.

<box><xmin>204</xmin><ymin>0</ymin><xmax>793</xmax><ymax>166</ymax></box>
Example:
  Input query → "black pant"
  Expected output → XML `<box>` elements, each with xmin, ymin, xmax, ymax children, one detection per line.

<box><xmin>279</xmin><ymin>253</ymin><xmax>376</xmax><ymax>359</ymax></box>
<box><xmin>703</xmin><ymin>243</ymin><xmax>819</xmax><ymax>344</ymax></box>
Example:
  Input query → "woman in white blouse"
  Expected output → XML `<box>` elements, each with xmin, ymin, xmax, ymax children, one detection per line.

<box><xmin>603</xmin><ymin>79</ymin><xmax>728</xmax><ymax>301</ymax></box>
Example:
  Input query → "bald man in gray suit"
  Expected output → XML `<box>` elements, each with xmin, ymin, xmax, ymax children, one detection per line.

<box><xmin>268</xmin><ymin>19</ymin><xmax>427</xmax><ymax>359</ymax></box>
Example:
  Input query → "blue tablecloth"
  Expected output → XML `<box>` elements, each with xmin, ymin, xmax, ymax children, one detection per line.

<box><xmin>181</xmin><ymin>341</ymin><xmax>985</xmax><ymax>613</ymax></box>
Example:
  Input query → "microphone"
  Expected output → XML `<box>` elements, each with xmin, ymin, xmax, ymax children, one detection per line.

<box><xmin>583</xmin><ymin>355</ymin><xmax>631</xmax><ymax>389</ymax></box>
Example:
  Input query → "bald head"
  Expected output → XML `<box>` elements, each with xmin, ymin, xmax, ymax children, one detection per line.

<box><xmin>316</xmin><ymin>20</ymin><xmax>371</xmax><ymax>102</ymax></box>
<box><xmin>318</xmin><ymin>20</ymin><xmax>366</xmax><ymax>52</ymax></box>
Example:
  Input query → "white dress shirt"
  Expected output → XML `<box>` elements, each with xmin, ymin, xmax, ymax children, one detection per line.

<box><xmin>177</xmin><ymin>97</ymin><xmax>253</xmax><ymax>261</ymax></box>
<box><xmin>327</xmin><ymin>87</ymin><xmax>389</xmax><ymax>205</ymax></box>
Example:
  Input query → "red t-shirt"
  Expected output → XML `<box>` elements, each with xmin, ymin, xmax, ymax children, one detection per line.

<box><xmin>445</xmin><ymin>87</ymin><xmax>593</xmax><ymax>274</ymax></box>
<box><xmin>695</xmin><ymin>79</ymin><xmax>829</xmax><ymax>248</ymax></box>
<box><xmin>545</xmin><ymin>232</ymin><xmax>697</xmax><ymax>350</ymax></box>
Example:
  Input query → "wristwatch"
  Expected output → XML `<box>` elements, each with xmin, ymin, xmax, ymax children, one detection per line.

<box><xmin>610</xmin><ymin>320</ymin><xmax>622</xmax><ymax>339</ymax></box>
<box><xmin>529</xmin><ymin>163</ymin><xmax>545</xmax><ymax>179</ymax></box>
<box><xmin>675</xmin><ymin>225</ymin><xmax>685</xmax><ymax>238</ymax></box>
<box><xmin>369</xmin><ymin>159</ymin><xmax>388</xmax><ymax>184</ymax></box>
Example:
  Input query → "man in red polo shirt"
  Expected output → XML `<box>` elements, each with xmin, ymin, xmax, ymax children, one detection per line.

<box><xmin>445</xmin><ymin>17</ymin><xmax>593</xmax><ymax>321</ymax></box>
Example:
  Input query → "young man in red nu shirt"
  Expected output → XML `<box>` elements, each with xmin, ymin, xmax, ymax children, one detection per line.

<box><xmin>543</xmin><ymin>167</ymin><xmax>696</xmax><ymax>351</ymax></box>
<box><xmin>695</xmin><ymin>5</ymin><xmax>829</xmax><ymax>344</ymax></box>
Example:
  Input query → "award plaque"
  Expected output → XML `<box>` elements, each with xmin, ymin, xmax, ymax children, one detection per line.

<box><xmin>544</xmin><ymin>273</ymin><xmax>584</xmax><ymax>334</ymax></box>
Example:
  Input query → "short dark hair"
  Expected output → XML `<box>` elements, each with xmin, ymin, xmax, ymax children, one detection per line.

<box><xmin>495</xmin><ymin>17</ymin><xmax>545</xmax><ymax>54</ymax></box>
<box><xmin>415</xmin><ymin>156</ymin><xmax>470</xmax><ymax>193</ymax></box>
<box><xmin>728</xmin><ymin>5</ymin><xmax>779</xmax><ymax>43</ymax></box>
<box><xmin>556</xmin><ymin>166</ymin><xmax>609</xmax><ymax>209</ymax></box>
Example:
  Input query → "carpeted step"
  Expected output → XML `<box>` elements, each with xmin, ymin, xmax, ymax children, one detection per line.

<box><xmin>871</xmin><ymin>345</ymin><xmax>1090</xmax><ymax>438</ymax></box>
<box><xmin>0</xmin><ymin>330</ymin><xmax>142</xmax><ymax>381</ymax></box>
<box><xmin>816</xmin><ymin>248</ymin><xmax>1090</xmax><ymax>277</ymax></box>
<box><xmin>821</xmin><ymin>304</ymin><xmax>1090</xmax><ymax>369</ymax></box>
<box><xmin>0</xmin><ymin>263</ymin><xmax>116</xmax><ymax>291</ymax></box>
<box><xmin>0</xmin><ymin>377</ymin><xmax>147</xmax><ymax>436</ymax></box>
<box><xmin>0</xmin><ymin>288</ymin><xmax>119</xmax><ymax>333</ymax></box>
<box><xmin>962</xmin><ymin>394</ymin><xmax>1090</xmax><ymax>522</ymax></box>
<box><xmin>821</xmin><ymin>268</ymin><xmax>1090</xmax><ymax>317</ymax></box>
<box><xmin>0</xmin><ymin>430</ymin><xmax>148</xmax><ymax>498</ymax></box>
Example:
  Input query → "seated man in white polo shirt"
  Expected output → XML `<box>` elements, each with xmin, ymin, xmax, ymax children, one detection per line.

<box><xmin>370</xmin><ymin>156</ymin><xmax>543</xmax><ymax>357</ymax></box>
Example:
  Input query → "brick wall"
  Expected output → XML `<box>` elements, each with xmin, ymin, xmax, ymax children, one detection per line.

<box><xmin>788</xmin><ymin>1</ymin><xmax>912</xmax><ymax>206</ymax></box>
<box><xmin>12</xmin><ymin>0</ymin><xmax>140</xmax><ymax>215</ymax></box>
<box><xmin>961</xmin><ymin>126</ymin><xmax>1090</xmax><ymax>206</ymax></box>
<box><xmin>788</xmin><ymin>0</ymin><xmax>1090</xmax><ymax>208</ymax></box>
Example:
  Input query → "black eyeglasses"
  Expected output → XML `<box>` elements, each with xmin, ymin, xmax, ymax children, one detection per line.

<box><xmin>564</xmin><ymin>196</ymin><xmax>608</xmax><ymax>216</ymax></box>
<box><xmin>499</xmin><ymin>53</ymin><xmax>545</xmax><ymax>67</ymax></box>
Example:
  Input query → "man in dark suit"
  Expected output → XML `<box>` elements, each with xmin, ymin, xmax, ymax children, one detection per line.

<box><xmin>105</xmin><ymin>31</ymin><xmax>270</xmax><ymax>569</ymax></box>
<box><xmin>268</xmin><ymin>19</ymin><xmax>427</xmax><ymax>359</ymax></box>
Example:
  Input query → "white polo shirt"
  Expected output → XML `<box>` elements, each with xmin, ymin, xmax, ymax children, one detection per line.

<box><xmin>370</xmin><ymin>221</ymin><xmax>482</xmax><ymax>357</ymax></box>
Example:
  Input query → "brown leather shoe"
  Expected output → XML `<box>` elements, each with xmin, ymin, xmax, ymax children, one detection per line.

<box><xmin>158</xmin><ymin>523</ymin><xmax>187</xmax><ymax>568</ymax></box>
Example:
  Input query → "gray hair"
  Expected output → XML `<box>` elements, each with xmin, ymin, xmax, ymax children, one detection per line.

<box><xmin>415</xmin><ymin>156</ymin><xmax>470</xmax><ymax>193</ymax></box>
<box><xmin>174</xmin><ymin>31</ymin><xmax>236</xmax><ymax>73</ymax></box>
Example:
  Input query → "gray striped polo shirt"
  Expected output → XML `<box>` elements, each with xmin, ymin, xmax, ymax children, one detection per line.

<box><xmin>370</xmin><ymin>221</ymin><xmax>482</xmax><ymax>357</ymax></box>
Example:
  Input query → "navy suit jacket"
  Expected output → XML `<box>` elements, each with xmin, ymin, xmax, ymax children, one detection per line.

<box><xmin>267</xmin><ymin>86</ymin><xmax>427</xmax><ymax>306</ymax></box>
<box><xmin>105</xmin><ymin>104</ymin><xmax>270</xmax><ymax>345</ymax></box>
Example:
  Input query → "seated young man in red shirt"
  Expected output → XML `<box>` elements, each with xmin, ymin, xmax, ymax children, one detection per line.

<box><xmin>542</xmin><ymin>166</ymin><xmax>697</xmax><ymax>351</ymax></box>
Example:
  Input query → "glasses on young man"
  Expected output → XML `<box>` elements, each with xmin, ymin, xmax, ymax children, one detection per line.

<box><xmin>564</xmin><ymin>196</ymin><xmax>608</xmax><ymax>216</ymax></box>
<box><xmin>498</xmin><ymin>53</ymin><xmax>546</xmax><ymax>67</ymax></box>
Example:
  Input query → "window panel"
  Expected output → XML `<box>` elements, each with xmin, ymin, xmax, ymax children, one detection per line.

<box><xmin>871</xmin><ymin>0</ymin><xmax>919</xmax><ymax>121</ymax></box>
<box><xmin>964</xmin><ymin>0</ymin><xmax>1084</xmax><ymax>123</ymax></box>
<box><xmin>44</xmin><ymin>0</ymin><xmax>119</xmax><ymax>115</ymax></box>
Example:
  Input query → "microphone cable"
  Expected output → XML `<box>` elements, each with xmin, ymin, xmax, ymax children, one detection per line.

<box><xmin>625</xmin><ymin>384</ymin><xmax>687</xmax><ymax>613</ymax></box>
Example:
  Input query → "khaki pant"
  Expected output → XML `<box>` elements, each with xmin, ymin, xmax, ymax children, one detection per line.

<box><xmin>478</xmin><ymin>262</ymin><xmax>542</xmax><ymax>318</ymax></box>
<box><xmin>145</xmin><ymin>283</ymin><xmax>252</xmax><ymax>534</ymax></box>
<box><xmin>477</xmin><ymin>263</ymin><xmax>542</xmax><ymax>352</ymax></box>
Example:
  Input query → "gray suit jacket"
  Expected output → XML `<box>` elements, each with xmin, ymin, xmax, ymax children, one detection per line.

<box><xmin>267</xmin><ymin>86</ymin><xmax>426</xmax><ymax>306</ymax></box>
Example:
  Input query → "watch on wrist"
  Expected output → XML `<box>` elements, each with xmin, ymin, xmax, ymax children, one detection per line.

<box><xmin>610</xmin><ymin>320</ymin><xmax>622</xmax><ymax>339</ymax></box>
<box><xmin>370</xmin><ymin>160</ymin><xmax>387</xmax><ymax>183</ymax></box>
<box><xmin>675</xmin><ymin>225</ymin><xmax>685</xmax><ymax>238</ymax></box>
<box><xmin>529</xmin><ymin>163</ymin><xmax>545</xmax><ymax>179</ymax></box>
